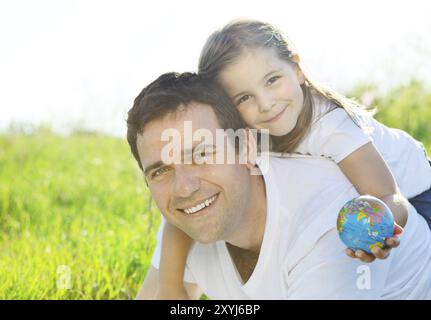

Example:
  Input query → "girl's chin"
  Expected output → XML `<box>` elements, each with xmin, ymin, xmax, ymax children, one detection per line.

<box><xmin>254</xmin><ymin>123</ymin><xmax>292</xmax><ymax>136</ymax></box>
<box><xmin>266</xmin><ymin>127</ymin><xmax>292</xmax><ymax>136</ymax></box>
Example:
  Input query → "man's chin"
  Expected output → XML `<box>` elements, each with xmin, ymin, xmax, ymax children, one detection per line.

<box><xmin>186</xmin><ymin>231</ymin><xmax>220</xmax><ymax>244</ymax></box>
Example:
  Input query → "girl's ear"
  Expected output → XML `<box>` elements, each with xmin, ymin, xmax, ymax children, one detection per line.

<box><xmin>296</xmin><ymin>68</ymin><xmax>306</xmax><ymax>85</ymax></box>
<box><xmin>291</xmin><ymin>53</ymin><xmax>301</xmax><ymax>64</ymax></box>
<box><xmin>290</xmin><ymin>54</ymin><xmax>305</xmax><ymax>85</ymax></box>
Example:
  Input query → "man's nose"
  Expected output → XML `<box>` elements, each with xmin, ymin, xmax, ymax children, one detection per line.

<box><xmin>257</xmin><ymin>91</ymin><xmax>275</xmax><ymax>113</ymax></box>
<box><xmin>173</xmin><ymin>165</ymin><xmax>200</xmax><ymax>198</ymax></box>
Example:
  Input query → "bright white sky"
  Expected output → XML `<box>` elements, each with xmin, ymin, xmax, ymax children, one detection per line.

<box><xmin>0</xmin><ymin>0</ymin><xmax>430</xmax><ymax>137</ymax></box>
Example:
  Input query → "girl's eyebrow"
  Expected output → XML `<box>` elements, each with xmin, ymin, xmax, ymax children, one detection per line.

<box><xmin>232</xmin><ymin>69</ymin><xmax>282</xmax><ymax>99</ymax></box>
<box><xmin>232</xmin><ymin>91</ymin><xmax>247</xmax><ymax>100</ymax></box>
<box><xmin>262</xmin><ymin>69</ymin><xmax>281</xmax><ymax>81</ymax></box>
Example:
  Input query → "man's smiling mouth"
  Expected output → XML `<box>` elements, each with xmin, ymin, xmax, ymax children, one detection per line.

<box><xmin>180</xmin><ymin>194</ymin><xmax>219</xmax><ymax>215</ymax></box>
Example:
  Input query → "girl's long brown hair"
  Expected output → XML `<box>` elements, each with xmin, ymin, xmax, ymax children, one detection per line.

<box><xmin>198</xmin><ymin>19</ymin><xmax>373</xmax><ymax>154</ymax></box>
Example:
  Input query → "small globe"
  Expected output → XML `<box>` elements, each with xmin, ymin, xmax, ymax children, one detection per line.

<box><xmin>337</xmin><ymin>195</ymin><xmax>395</xmax><ymax>253</ymax></box>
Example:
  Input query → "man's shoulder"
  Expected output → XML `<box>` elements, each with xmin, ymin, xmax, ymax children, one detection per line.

<box><xmin>258</xmin><ymin>155</ymin><xmax>343</xmax><ymax>180</ymax></box>
<box><xmin>258</xmin><ymin>154</ymin><xmax>358</xmax><ymax>239</ymax></box>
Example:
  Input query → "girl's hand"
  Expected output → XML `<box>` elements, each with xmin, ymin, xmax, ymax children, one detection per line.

<box><xmin>345</xmin><ymin>223</ymin><xmax>403</xmax><ymax>263</ymax></box>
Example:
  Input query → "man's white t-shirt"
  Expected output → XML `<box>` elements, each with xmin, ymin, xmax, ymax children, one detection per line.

<box><xmin>151</xmin><ymin>156</ymin><xmax>431</xmax><ymax>299</ymax></box>
<box><xmin>294</xmin><ymin>93</ymin><xmax>431</xmax><ymax>198</ymax></box>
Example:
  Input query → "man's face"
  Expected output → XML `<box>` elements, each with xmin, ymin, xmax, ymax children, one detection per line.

<box><xmin>137</xmin><ymin>103</ymin><xmax>253</xmax><ymax>243</ymax></box>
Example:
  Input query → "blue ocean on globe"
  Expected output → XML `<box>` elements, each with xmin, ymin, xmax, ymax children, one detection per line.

<box><xmin>337</xmin><ymin>196</ymin><xmax>395</xmax><ymax>253</ymax></box>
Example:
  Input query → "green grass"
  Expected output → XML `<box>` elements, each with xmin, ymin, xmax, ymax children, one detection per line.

<box><xmin>0</xmin><ymin>80</ymin><xmax>430</xmax><ymax>299</ymax></box>
<box><xmin>0</xmin><ymin>132</ymin><xmax>161</xmax><ymax>299</ymax></box>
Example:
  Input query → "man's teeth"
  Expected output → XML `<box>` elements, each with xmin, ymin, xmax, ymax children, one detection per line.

<box><xmin>184</xmin><ymin>195</ymin><xmax>217</xmax><ymax>215</ymax></box>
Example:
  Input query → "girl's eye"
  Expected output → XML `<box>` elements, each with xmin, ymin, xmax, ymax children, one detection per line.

<box><xmin>267</xmin><ymin>76</ymin><xmax>280</xmax><ymax>85</ymax></box>
<box><xmin>237</xmin><ymin>95</ymin><xmax>251</xmax><ymax>105</ymax></box>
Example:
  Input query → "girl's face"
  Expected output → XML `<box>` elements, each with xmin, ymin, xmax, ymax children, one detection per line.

<box><xmin>218</xmin><ymin>47</ymin><xmax>305</xmax><ymax>136</ymax></box>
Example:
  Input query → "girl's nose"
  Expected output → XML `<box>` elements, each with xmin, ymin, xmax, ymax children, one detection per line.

<box><xmin>258</xmin><ymin>92</ymin><xmax>275</xmax><ymax>113</ymax></box>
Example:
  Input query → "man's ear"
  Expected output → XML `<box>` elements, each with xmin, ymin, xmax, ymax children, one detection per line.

<box><xmin>241</xmin><ymin>129</ymin><xmax>257</xmax><ymax>170</ymax></box>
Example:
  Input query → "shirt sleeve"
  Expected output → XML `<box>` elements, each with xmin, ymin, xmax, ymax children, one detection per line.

<box><xmin>150</xmin><ymin>216</ymin><xmax>197</xmax><ymax>284</ymax></box>
<box><xmin>150</xmin><ymin>217</ymin><xmax>165</xmax><ymax>269</ymax></box>
<box><xmin>284</xmin><ymin>228</ymin><xmax>391</xmax><ymax>299</ymax></box>
<box><xmin>304</xmin><ymin>108</ymin><xmax>372</xmax><ymax>163</ymax></box>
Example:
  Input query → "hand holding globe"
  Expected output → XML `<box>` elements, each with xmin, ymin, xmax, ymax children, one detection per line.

<box><xmin>337</xmin><ymin>195</ymin><xmax>397</xmax><ymax>254</ymax></box>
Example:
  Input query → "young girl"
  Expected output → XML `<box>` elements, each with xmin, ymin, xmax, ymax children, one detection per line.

<box><xmin>154</xmin><ymin>20</ymin><xmax>431</xmax><ymax>299</ymax></box>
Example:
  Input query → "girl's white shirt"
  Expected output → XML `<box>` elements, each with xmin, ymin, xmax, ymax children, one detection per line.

<box><xmin>292</xmin><ymin>92</ymin><xmax>431</xmax><ymax>198</ymax></box>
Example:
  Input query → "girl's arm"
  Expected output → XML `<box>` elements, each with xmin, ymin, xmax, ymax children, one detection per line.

<box><xmin>136</xmin><ymin>265</ymin><xmax>203</xmax><ymax>300</ymax></box>
<box><xmin>338</xmin><ymin>142</ymin><xmax>408</xmax><ymax>263</ymax></box>
<box><xmin>157</xmin><ymin>221</ymin><xmax>195</xmax><ymax>299</ymax></box>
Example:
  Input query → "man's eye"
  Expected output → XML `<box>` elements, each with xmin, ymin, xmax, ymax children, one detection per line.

<box><xmin>267</xmin><ymin>76</ymin><xmax>280</xmax><ymax>85</ymax></box>
<box><xmin>237</xmin><ymin>95</ymin><xmax>251</xmax><ymax>105</ymax></box>
<box><xmin>193</xmin><ymin>146</ymin><xmax>216</xmax><ymax>162</ymax></box>
<box><xmin>201</xmin><ymin>149</ymin><xmax>215</xmax><ymax>158</ymax></box>
<box><xmin>151</xmin><ymin>167</ymin><xmax>170</xmax><ymax>179</ymax></box>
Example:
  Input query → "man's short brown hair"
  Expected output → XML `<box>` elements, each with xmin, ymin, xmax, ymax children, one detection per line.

<box><xmin>126</xmin><ymin>72</ymin><xmax>248</xmax><ymax>170</ymax></box>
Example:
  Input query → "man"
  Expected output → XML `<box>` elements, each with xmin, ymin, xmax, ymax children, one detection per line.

<box><xmin>127</xmin><ymin>72</ymin><xmax>431</xmax><ymax>299</ymax></box>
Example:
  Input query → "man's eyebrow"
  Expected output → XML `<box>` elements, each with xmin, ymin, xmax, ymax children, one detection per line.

<box><xmin>174</xmin><ymin>142</ymin><xmax>217</xmax><ymax>161</ymax></box>
<box><xmin>232</xmin><ymin>69</ymin><xmax>281</xmax><ymax>100</ymax></box>
<box><xmin>143</xmin><ymin>142</ymin><xmax>216</xmax><ymax>175</ymax></box>
<box><xmin>143</xmin><ymin>160</ymin><xmax>164</xmax><ymax>176</ymax></box>
<box><xmin>184</xmin><ymin>142</ymin><xmax>216</xmax><ymax>155</ymax></box>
